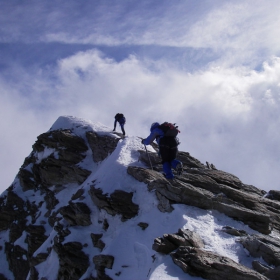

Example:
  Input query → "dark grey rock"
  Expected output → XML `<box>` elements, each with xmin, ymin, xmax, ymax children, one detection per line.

<box><xmin>138</xmin><ymin>222</ymin><xmax>149</xmax><ymax>230</ymax></box>
<box><xmin>5</xmin><ymin>243</ymin><xmax>29</xmax><ymax>280</ymax></box>
<box><xmin>177</xmin><ymin>151</ymin><xmax>206</xmax><ymax>169</ymax></box>
<box><xmin>93</xmin><ymin>254</ymin><xmax>114</xmax><ymax>280</ymax></box>
<box><xmin>0</xmin><ymin>190</ymin><xmax>26</xmax><ymax>232</ymax></box>
<box><xmin>93</xmin><ymin>254</ymin><xmax>114</xmax><ymax>269</ymax></box>
<box><xmin>30</xmin><ymin>252</ymin><xmax>49</xmax><ymax>267</ymax></box>
<box><xmin>152</xmin><ymin>228</ymin><xmax>204</xmax><ymax>254</ymax></box>
<box><xmin>137</xmin><ymin>150</ymin><xmax>161</xmax><ymax>168</ymax></box>
<box><xmin>59</xmin><ymin>202</ymin><xmax>92</xmax><ymax>226</ymax></box>
<box><xmin>222</xmin><ymin>226</ymin><xmax>247</xmax><ymax>236</ymax></box>
<box><xmin>25</xmin><ymin>225</ymin><xmax>48</xmax><ymax>258</ymax></box>
<box><xmin>86</xmin><ymin>131</ymin><xmax>120</xmax><ymax>162</ymax></box>
<box><xmin>54</xmin><ymin>241</ymin><xmax>89</xmax><ymax>280</ymax></box>
<box><xmin>266</xmin><ymin>190</ymin><xmax>280</xmax><ymax>201</ymax></box>
<box><xmin>127</xmin><ymin>166</ymin><xmax>276</xmax><ymax>234</ymax></box>
<box><xmin>239</xmin><ymin>234</ymin><xmax>280</xmax><ymax>267</ymax></box>
<box><xmin>171</xmin><ymin>246</ymin><xmax>268</xmax><ymax>280</ymax></box>
<box><xmin>263</xmin><ymin>266</ymin><xmax>280</xmax><ymax>280</ymax></box>
<box><xmin>71</xmin><ymin>188</ymin><xmax>85</xmax><ymax>200</ymax></box>
<box><xmin>152</xmin><ymin>237</ymin><xmax>178</xmax><ymax>254</ymax></box>
<box><xmin>44</xmin><ymin>189</ymin><xmax>59</xmax><ymax>211</ymax></box>
<box><xmin>91</xmin><ymin>233</ymin><xmax>105</xmax><ymax>251</ymax></box>
<box><xmin>33</xmin><ymin>129</ymin><xmax>88</xmax><ymax>153</ymax></box>
<box><xmin>252</xmin><ymin>260</ymin><xmax>271</xmax><ymax>274</ymax></box>
<box><xmin>89</xmin><ymin>186</ymin><xmax>139</xmax><ymax>221</ymax></box>
<box><xmin>18</xmin><ymin>129</ymin><xmax>92</xmax><ymax>189</ymax></box>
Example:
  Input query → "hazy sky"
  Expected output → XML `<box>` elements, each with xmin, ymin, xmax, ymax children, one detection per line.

<box><xmin>1</xmin><ymin>0</ymin><xmax>280</xmax><ymax>193</ymax></box>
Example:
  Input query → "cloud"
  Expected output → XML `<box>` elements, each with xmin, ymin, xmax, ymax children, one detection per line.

<box><xmin>1</xmin><ymin>0</ymin><xmax>280</xmax><ymax>194</ymax></box>
<box><xmin>1</xmin><ymin>48</ymin><xmax>280</xmax><ymax>194</ymax></box>
<box><xmin>2</xmin><ymin>0</ymin><xmax>280</xmax><ymax>58</ymax></box>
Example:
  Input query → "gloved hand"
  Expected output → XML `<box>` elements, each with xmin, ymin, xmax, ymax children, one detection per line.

<box><xmin>113</xmin><ymin>129</ymin><xmax>115</xmax><ymax>131</ymax></box>
<box><xmin>141</xmin><ymin>139</ymin><xmax>145</xmax><ymax>144</ymax></box>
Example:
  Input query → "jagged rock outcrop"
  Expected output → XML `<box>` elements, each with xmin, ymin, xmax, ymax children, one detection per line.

<box><xmin>24</xmin><ymin>129</ymin><xmax>91</xmax><ymax>188</ymax></box>
<box><xmin>266</xmin><ymin>190</ymin><xmax>280</xmax><ymax>202</ymax></box>
<box><xmin>129</xmin><ymin>149</ymin><xmax>280</xmax><ymax>279</ymax></box>
<box><xmin>128</xmin><ymin>155</ymin><xmax>280</xmax><ymax>236</ymax></box>
<box><xmin>152</xmin><ymin>228</ymin><xmax>204</xmax><ymax>254</ymax></box>
<box><xmin>0</xmin><ymin>190</ymin><xmax>27</xmax><ymax>232</ymax></box>
<box><xmin>170</xmin><ymin>246</ymin><xmax>268</xmax><ymax>280</ymax></box>
<box><xmin>239</xmin><ymin>234</ymin><xmax>280</xmax><ymax>267</ymax></box>
<box><xmin>86</xmin><ymin>131</ymin><xmax>121</xmax><ymax>162</ymax></box>
<box><xmin>88</xmin><ymin>185</ymin><xmax>139</xmax><ymax>221</ymax></box>
<box><xmin>263</xmin><ymin>266</ymin><xmax>280</xmax><ymax>280</ymax></box>
<box><xmin>221</xmin><ymin>225</ymin><xmax>248</xmax><ymax>236</ymax></box>
<box><xmin>91</xmin><ymin>233</ymin><xmax>105</xmax><ymax>251</ymax></box>
<box><xmin>59</xmin><ymin>202</ymin><xmax>92</xmax><ymax>226</ymax></box>
<box><xmin>92</xmin><ymin>254</ymin><xmax>114</xmax><ymax>280</ymax></box>
<box><xmin>53</xmin><ymin>241</ymin><xmax>89</xmax><ymax>280</ymax></box>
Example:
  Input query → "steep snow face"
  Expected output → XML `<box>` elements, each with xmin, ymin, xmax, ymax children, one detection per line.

<box><xmin>0</xmin><ymin>116</ymin><xmax>265</xmax><ymax>280</ymax></box>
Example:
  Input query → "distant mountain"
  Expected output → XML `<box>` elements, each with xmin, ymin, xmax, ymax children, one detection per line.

<box><xmin>0</xmin><ymin>116</ymin><xmax>280</xmax><ymax>280</ymax></box>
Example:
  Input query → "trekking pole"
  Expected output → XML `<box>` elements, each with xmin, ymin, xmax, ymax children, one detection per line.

<box><xmin>144</xmin><ymin>144</ymin><xmax>153</xmax><ymax>170</ymax></box>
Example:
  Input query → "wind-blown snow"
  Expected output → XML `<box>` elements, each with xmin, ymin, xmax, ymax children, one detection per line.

<box><xmin>0</xmin><ymin>116</ymin><xmax>268</xmax><ymax>280</ymax></box>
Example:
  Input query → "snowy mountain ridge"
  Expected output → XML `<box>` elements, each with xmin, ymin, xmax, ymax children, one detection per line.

<box><xmin>0</xmin><ymin>115</ymin><xmax>280</xmax><ymax>280</ymax></box>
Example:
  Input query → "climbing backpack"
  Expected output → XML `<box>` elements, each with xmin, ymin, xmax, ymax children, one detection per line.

<box><xmin>159</xmin><ymin>122</ymin><xmax>180</xmax><ymax>137</ymax></box>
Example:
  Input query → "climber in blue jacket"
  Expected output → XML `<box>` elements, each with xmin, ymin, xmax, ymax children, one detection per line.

<box><xmin>142</xmin><ymin>122</ymin><xmax>183</xmax><ymax>179</ymax></box>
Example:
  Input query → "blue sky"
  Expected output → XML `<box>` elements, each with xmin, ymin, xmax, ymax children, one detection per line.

<box><xmin>1</xmin><ymin>0</ymin><xmax>280</xmax><ymax>193</ymax></box>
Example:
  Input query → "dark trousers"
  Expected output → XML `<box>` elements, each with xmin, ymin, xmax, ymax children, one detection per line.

<box><xmin>159</xmin><ymin>137</ymin><xmax>178</xmax><ymax>162</ymax></box>
<box><xmin>120</xmin><ymin>123</ymin><xmax>125</xmax><ymax>135</ymax></box>
<box><xmin>159</xmin><ymin>137</ymin><xmax>180</xmax><ymax>179</ymax></box>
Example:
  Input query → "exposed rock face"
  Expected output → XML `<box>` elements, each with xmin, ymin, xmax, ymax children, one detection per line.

<box><xmin>128</xmin><ymin>148</ymin><xmax>280</xmax><ymax>279</ymax></box>
<box><xmin>19</xmin><ymin>129</ymin><xmax>91</xmax><ymax>190</ymax></box>
<box><xmin>127</xmin><ymin>161</ymin><xmax>280</xmax><ymax>235</ymax></box>
<box><xmin>0</xmin><ymin>190</ymin><xmax>27</xmax><ymax>232</ymax></box>
<box><xmin>53</xmin><ymin>241</ymin><xmax>89</xmax><ymax>280</ymax></box>
<box><xmin>91</xmin><ymin>233</ymin><xmax>105</xmax><ymax>251</ymax></box>
<box><xmin>221</xmin><ymin>226</ymin><xmax>248</xmax><ymax>236</ymax></box>
<box><xmin>239</xmin><ymin>234</ymin><xmax>280</xmax><ymax>267</ymax></box>
<box><xmin>92</xmin><ymin>254</ymin><xmax>114</xmax><ymax>280</ymax></box>
<box><xmin>266</xmin><ymin>190</ymin><xmax>280</xmax><ymax>202</ymax></box>
<box><xmin>86</xmin><ymin>131</ymin><xmax>121</xmax><ymax>162</ymax></box>
<box><xmin>88</xmin><ymin>185</ymin><xmax>139</xmax><ymax>221</ymax></box>
<box><xmin>152</xmin><ymin>228</ymin><xmax>204</xmax><ymax>254</ymax></box>
<box><xmin>59</xmin><ymin>202</ymin><xmax>92</xmax><ymax>226</ymax></box>
<box><xmin>263</xmin><ymin>266</ymin><xmax>280</xmax><ymax>280</ymax></box>
<box><xmin>170</xmin><ymin>246</ymin><xmax>268</xmax><ymax>280</ymax></box>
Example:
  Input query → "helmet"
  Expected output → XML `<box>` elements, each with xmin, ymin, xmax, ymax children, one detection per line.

<box><xmin>150</xmin><ymin>122</ymin><xmax>160</xmax><ymax>132</ymax></box>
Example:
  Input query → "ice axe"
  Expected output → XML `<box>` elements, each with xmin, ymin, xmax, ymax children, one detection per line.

<box><xmin>144</xmin><ymin>144</ymin><xmax>153</xmax><ymax>170</ymax></box>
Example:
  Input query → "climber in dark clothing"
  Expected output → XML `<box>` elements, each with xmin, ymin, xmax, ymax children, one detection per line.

<box><xmin>141</xmin><ymin>122</ymin><xmax>183</xmax><ymax>179</ymax></box>
<box><xmin>113</xmin><ymin>113</ymin><xmax>126</xmax><ymax>135</ymax></box>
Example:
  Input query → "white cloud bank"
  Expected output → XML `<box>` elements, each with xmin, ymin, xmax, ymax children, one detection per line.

<box><xmin>1</xmin><ymin>49</ymin><xmax>280</xmax><ymax>193</ymax></box>
<box><xmin>1</xmin><ymin>0</ymin><xmax>280</xmax><ymax>193</ymax></box>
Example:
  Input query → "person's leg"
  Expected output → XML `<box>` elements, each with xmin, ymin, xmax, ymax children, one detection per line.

<box><xmin>171</xmin><ymin>159</ymin><xmax>183</xmax><ymax>175</ymax></box>
<box><xmin>120</xmin><ymin>123</ymin><xmax>125</xmax><ymax>135</ymax></box>
<box><xmin>162</xmin><ymin>162</ymin><xmax>174</xmax><ymax>179</ymax></box>
<box><xmin>170</xmin><ymin>159</ymin><xmax>181</xmax><ymax>169</ymax></box>
<box><xmin>161</xmin><ymin>138</ymin><xmax>182</xmax><ymax>175</ymax></box>
<box><xmin>159</xmin><ymin>142</ymin><xmax>175</xmax><ymax>179</ymax></box>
